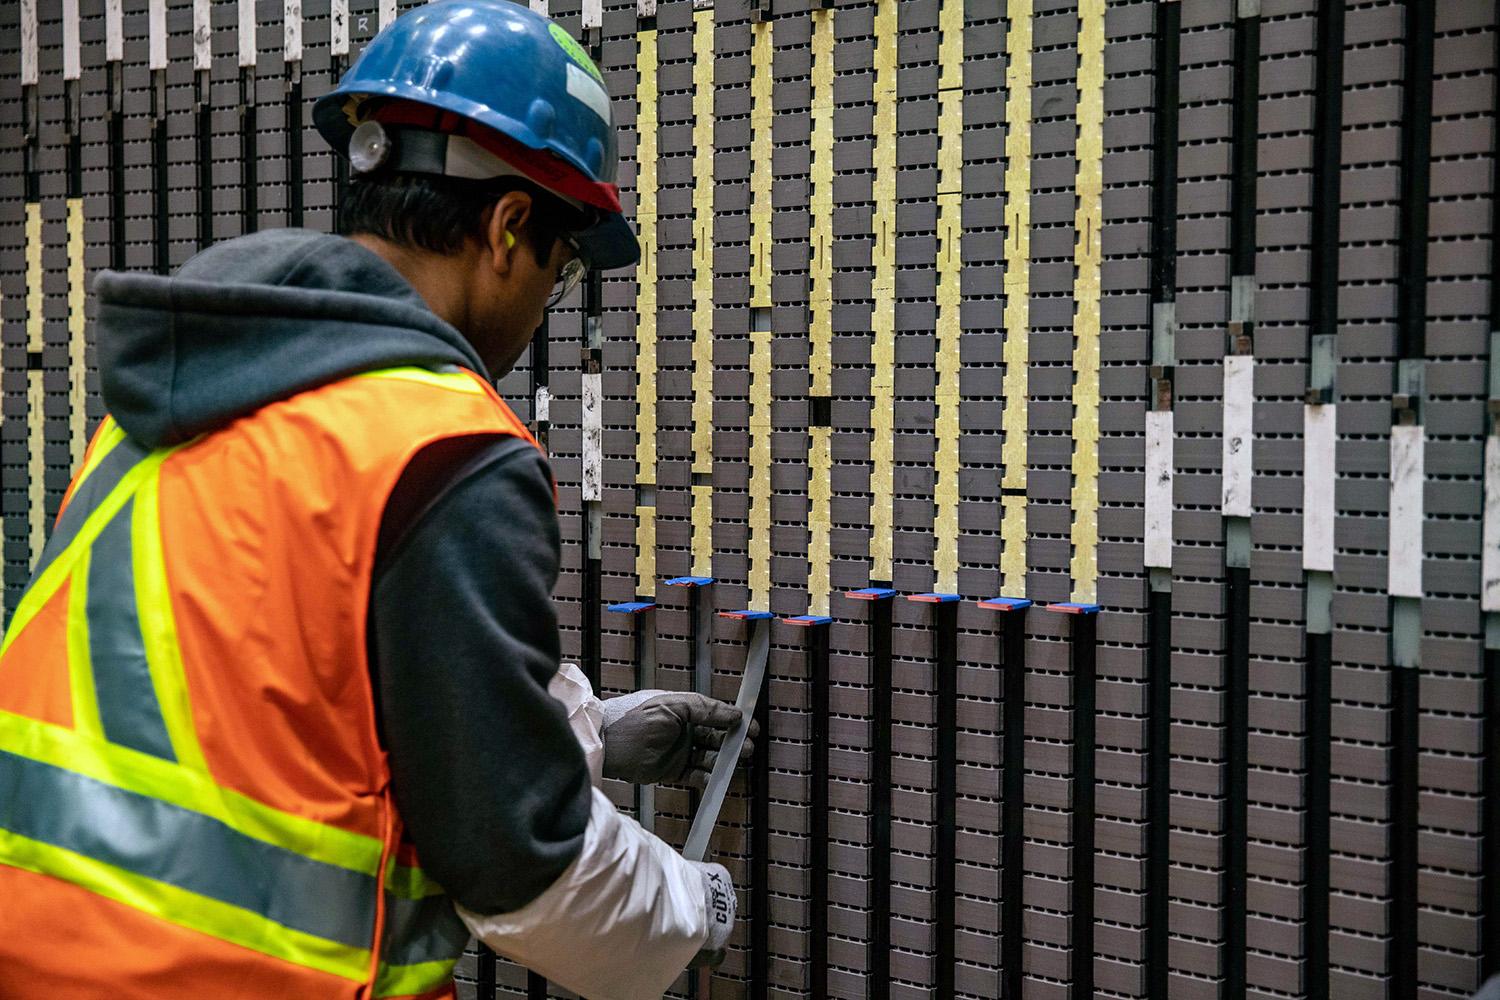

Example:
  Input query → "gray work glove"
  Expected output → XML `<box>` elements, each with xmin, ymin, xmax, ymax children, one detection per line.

<box><xmin>687</xmin><ymin>861</ymin><xmax>736</xmax><ymax>968</ymax></box>
<box><xmin>600</xmin><ymin>690</ymin><xmax>758</xmax><ymax>789</ymax></box>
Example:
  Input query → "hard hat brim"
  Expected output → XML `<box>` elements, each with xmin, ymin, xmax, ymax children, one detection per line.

<box><xmin>572</xmin><ymin>211</ymin><xmax>640</xmax><ymax>271</ymax></box>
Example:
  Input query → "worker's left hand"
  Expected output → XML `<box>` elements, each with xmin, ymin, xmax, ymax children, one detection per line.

<box><xmin>600</xmin><ymin>690</ymin><xmax>759</xmax><ymax>789</ymax></box>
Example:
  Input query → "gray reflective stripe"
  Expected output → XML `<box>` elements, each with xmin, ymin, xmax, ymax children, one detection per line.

<box><xmin>87</xmin><ymin>498</ymin><xmax>175</xmax><ymax>761</ymax></box>
<box><xmin>34</xmin><ymin>435</ymin><xmax>150</xmax><ymax>581</ymax></box>
<box><xmin>380</xmin><ymin>891</ymin><xmax>469</xmax><ymax>968</ymax></box>
<box><xmin>0</xmin><ymin>749</ymin><xmax>377</xmax><ymax>948</ymax></box>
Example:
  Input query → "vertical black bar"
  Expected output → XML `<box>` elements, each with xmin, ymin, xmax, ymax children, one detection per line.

<box><xmin>1486</xmin><ymin>644</ymin><xmax>1500</xmax><ymax>981</ymax></box>
<box><xmin>527</xmin><ymin>970</ymin><xmax>547</xmax><ymax>999</ymax></box>
<box><xmin>869</xmin><ymin>596</ymin><xmax>893</xmax><ymax>1000</ymax></box>
<box><xmin>1146</xmin><ymin>587</ymin><xmax>1172</xmax><ymax>1000</ymax></box>
<box><xmin>477</xmin><ymin>947</ymin><xmax>496</xmax><ymax>999</ymax></box>
<box><xmin>1484</xmin><ymin>16</ymin><xmax>1500</xmax><ymax>983</ymax></box>
<box><xmin>1309</xmin><ymin>0</ymin><xmax>1345</xmax><ymax>379</ymax></box>
<box><xmin>197</xmin><ymin>72</ymin><xmax>213</xmax><ymax>251</ymax></box>
<box><xmin>241</xmin><ymin>70</ymin><xmax>258</xmax><ymax>234</ymax></box>
<box><xmin>152</xmin><ymin>76</ymin><xmax>170</xmax><ymax>275</ymax></box>
<box><xmin>1228</xmin><ymin>13</ymin><xmax>1259</xmax><ymax>282</ymax></box>
<box><xmin>687</xmin><ymin>583</ymin><xmax>709</xmax><ymax>1000</ymax></box>
<box><xmin>109</xmin><ymin>63</ymin><xmax>126</xmax><ymax>270</ymax></box>
<box><xmin>333</xmin><ymin>54</ymin><xmax>349</xmax><ymax>214</ymax></box>
<box><xmin>1305</xmin><ymin>630</ymin><xmax>1332</xmax><ymax>999</ymax></box>
<box><xmin>934</xmin><ymin>600</ymin><xmax>958</xmax><ymax>1000</ymax></box>
<box><xmin>1395</xmin><ymin>0</ymin><xmax>1433</xmax><ymax>364</ymax></box>
<box><xmin>1224</xmin><ymin>565</ymin><xmax>1250</xmax><ymax>999</ymax></box>
<box><xmin>1000</xmin><ymin>612</ymin><xmax>1027</xmax><ymax>1000</ymax></box>
<box><xmin>750</xmin><ymin>637</ymin><xmax>772</xmax><ymax>1000</ymax></box>
<box><xmin>1069</xmin><ymin>611</ymin><xmax>1096</xmax><ymax>998</ymax></box>
<box><xmin>1391</xmin><ymin>666</ymin><xmax>1420</xmax><ymax>995</ymax></box>
<box><xmin>286</xmin><ymin>76</ymin><xmax>304</xmax><ymax>228</ymax></box>
<box><xmin>1148</xmin><ymin>3</ymin><xmax>1181</xmax><ymax>311</ymax></box>
<box><xmin>1146</xmin><ymin>3</ymin><xmax>1180</xmax><ymax>997</ymax></box>
<box><xmin>809</xmin><ymin>622</ymin><xmax>830</xmax><ymax>1000</ymax></box>
<box><xmin>66</xmin><ymin>83</ymin><xmax>81</xmax><ymax>202</ymax></box>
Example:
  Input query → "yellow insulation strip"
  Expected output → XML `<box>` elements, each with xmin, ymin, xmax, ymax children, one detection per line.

<box><xmin>809</xmin><ymin>9</ymin><xmax>833</xmax><ymax>400</ymax></box>
<box><xmin>932</xmin><ymin>0</ymin><xmax>963</xmax><ymax>596</ymax></box>
<box><xmin>747</xmin><ymin>20</ymin><xmax>774</xmax><ymax>611</ymax></box>
<box><xmin>809</xmin><ymin>428</ymin><xmax>832</xmax><ymax>617</ymax></box>
<box><xmin>68</xmin><ymin>198</ymin><xmax>87</xmax><ymax>470</ymax></box>
<box><xmin>634</xmin><ymin>29</ymin><xmax>660</xmax><ymax>595</ymax></box>
<box><xmin>807</xmin><ymin>8</ymin><xmax>834</xmax><ymax>615</ymax></box>
<box><xmin>26</xmin><ymin>203</ymin><xmax>42</xmax><ymax>354</ymax></box>
<box><xmin>869</xmin><ymin>0</ymin><xmax>897</xmax><ymax>583</ymax></box>
<box><xmin>26</xmin><ymin>203</ymin><xmax>46</xmax><ymax>566</ymax></box>
<box><xmin>1068</xmin><ymin>0</ymin><xmax>1105</xmax><ymax>605</ymax></box>
<box><xmin>998</xmin><ymin>0</ymin><xmax>1033</xmax><ymax>596</ymax></box>
<box><xmin>749</xmin><ymin>20</ymin><xmax>774</xmax><ymax>312</ymax></box>
<box><xmin>689</xmin><ymin>7</ymin><xmax>714</xmax><ymax>578</ymax></box>
<box><xmin>28</xmin><ymin>372</ymin><xmax>46</xmax><ymax>566</ymax></box>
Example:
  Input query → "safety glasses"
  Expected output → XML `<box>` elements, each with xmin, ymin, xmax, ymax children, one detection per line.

<box><xmin>547</xmin><ymin>234</ymin><xmax>588</xmax><ymax>309</ymax></box>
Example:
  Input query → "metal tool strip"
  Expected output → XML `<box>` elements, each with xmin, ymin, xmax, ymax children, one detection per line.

<box><xmin>683</xmin><ymin>619</ymin><xmax>769</xmax><ymax>863</ymax></box>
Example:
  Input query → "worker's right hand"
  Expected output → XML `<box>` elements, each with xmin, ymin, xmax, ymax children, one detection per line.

<box><xmin>686</xmin><ymin>861</ymin><xmax>736</xmax><ymax>968</ymax></box>
<box><xmin>600</xmin><ymin>690</ymin><xmax>758</xmax><ymax>789</ymax></box>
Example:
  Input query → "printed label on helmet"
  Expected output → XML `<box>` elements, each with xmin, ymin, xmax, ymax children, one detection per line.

<box><xmin>566</xmin><ymin>63</ymin><xmax>610</xmax><ymax>126</ymax></box>
<box><xmin>549</xmin><ymin>23</ymin><xmax>603</xmax><ymax>83</ymax></box>
<box><xmin>549</xmin><ymin>21</ymin><xmax>606</xmax><ymax>83</ymax></box>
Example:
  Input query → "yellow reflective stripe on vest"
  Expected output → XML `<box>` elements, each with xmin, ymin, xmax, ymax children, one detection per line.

<box><xmin>129</xmin><ymin>471</ymin><xmax>208</xmax><ymax>771</ymax></box>
<box><xmin>357</xmin><ymin>366</ymin><xmax>487</xmax><ymax>395</ymax></box>
<box><xmin>2</xmin><ymin>448</ymin><xmax>168</xmax><ymax>659</ymax></box>
<box><xmin>0</xmin><ymin>710</ymin><xmax>383</xmax><ymax>876</ymax></box>
<box><xmin>379</xmin><ymin>857</ymin><xmax>467</xmax><ymax>992</ymax></box>
<box><xmin>375</xmin><ymin>956</ymin><xmax>460</xmax><ymax>998</ymax></box>
<box><xmin>74</xmin><ymin>416</ymin><xmax>125</xmax><ymax>486</ymax></box>
<box><xmin>66</xmin><ymin>546</ymin><xmax>104</xmax><ymax>741</ymax></box>
<box><xmin>0</xmin><ymin>825</ymin><xmax>372</xmax><ymax>982</ymax></box>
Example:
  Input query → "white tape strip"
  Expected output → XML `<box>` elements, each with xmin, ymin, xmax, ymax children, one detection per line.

<box><xmin>331</xmin><ymin>0</ymin><xmax>349</xmax><ymax>56</ymax></box>
<box><xmin>21</xmin><ymin>0</ymin><xmax>38</xmax><ymax>86</ymax></box>
<box><xmin>1387</xmin><ymin>424</ymin><xmax>1424</xmax><ymax>599</ymax></box>
<box><xmin>1482</xmin><ymin>435</ymin><xmax>1499</xmax><ymax>613</ymax></box>
<box><xmin>1302</xmin><ymin>403</ymin><xmax>1336</xmax><ymax>574</ymax></box>
<box><xmin>239</xmin><ymin>0</ymin><xmax>256</xmax><ymax>67</ymax></box>
<box><xmin>63</xmin><ymin>0</ymin><xmax>81</xmax><ymax>81</ymax></box>
<box><xmin>148</xmin><ymin>0</ymin><xmax>167</xmax><ymax>72</ymax></box>
<box><xmin>106</xmin><ymin>0</ymin><xmax>124</xmax><ymax>62</ymax></box>
<box><xmin>582</xmin><ymin>373</ymin><xmax>602</xmax><ymax>503</ymax></box>
<box><xmin>530</xmin><ymin>0</ymin><xmax>549</xmax><ymax>12</ymax></box>
<box><xmin>637</xmin><ymin>0</ymin><xmax>657</xmax><ymax>16</ymax></box>
<box><xmin>1145</xmin><ymin>409</ymin><xmax>1174</xmax><ymax>570</ymax></box>
<box><xmin>1221</xmin><ymin>354</ymin><xmax>1253</xmax><ymax>518</ymax></box>
<box><xmin>284</xmin><ymin>0</ymin><xmax>303</xmax><ymax>64</ymax></box>
<box><xmin>379</xmin><ymin>0</ymin><xmax>397</xmax><ymax>31</ymax></box>
<box><xmin>583</xmin><ymin>0</ymin><xmax>602</xmax><ymax>30</ymax></box>
<box><xmin>194</xmin><ymin>0</ymin><xmax>211</xmax><ymax>71</ymax></box>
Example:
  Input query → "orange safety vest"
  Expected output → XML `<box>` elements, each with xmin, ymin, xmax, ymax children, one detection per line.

<box><xmin>0</xmin><ymin>366</ymin><xmax>541</xmax><ymax>1000</ymax></box>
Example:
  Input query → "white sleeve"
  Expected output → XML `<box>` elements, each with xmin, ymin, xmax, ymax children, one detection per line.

<box><xmin>546</xmin><ymin>662</ymin><xmax>606</xmax><ymax>786</ymax></box>
<box><xmin>455</xmin><ymin>786</ymin><xmax>709</xmax><ymax>1000</ymax></box>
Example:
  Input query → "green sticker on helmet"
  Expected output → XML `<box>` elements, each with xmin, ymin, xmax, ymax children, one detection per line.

<box><xmin>549</xmin><ymin>23</ymin><xmax>604</xmax><ymax>84</ymax></box>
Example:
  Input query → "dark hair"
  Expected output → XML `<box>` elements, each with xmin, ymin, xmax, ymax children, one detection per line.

<box><xmin>338</xmin><ymin>172</ymin><xmax>585</xmax><ymax>263</ymax></box>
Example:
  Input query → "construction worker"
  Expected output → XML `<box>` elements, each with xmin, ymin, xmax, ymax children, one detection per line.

<box><xmin>0</xmin><ymin>3</ymin><xmax>750</xmax><ymax>998</ymax></box>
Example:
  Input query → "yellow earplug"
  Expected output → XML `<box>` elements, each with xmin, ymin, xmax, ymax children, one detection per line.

<box><xmin>505</xmin><ymin>231</ymin><xmax>516</xmax><ymax>248</ymax></box>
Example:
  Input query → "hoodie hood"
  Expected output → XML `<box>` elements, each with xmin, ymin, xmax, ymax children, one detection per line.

<box><xmin>93</xmin><ymin>229</ymin><xmax>490</xmax><ymax>448</ymax></box>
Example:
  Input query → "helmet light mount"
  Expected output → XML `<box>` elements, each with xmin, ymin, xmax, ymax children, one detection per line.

<box><xmin>349</xmin><ymin>120</ymin><xmax>394</xmax><ymax>175</ymax></box>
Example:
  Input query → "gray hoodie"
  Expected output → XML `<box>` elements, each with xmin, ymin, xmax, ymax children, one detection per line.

<box><xmin>93</xmin><ymin>229</ymin><xmax>592</xmax><ymax>915</ymax></box>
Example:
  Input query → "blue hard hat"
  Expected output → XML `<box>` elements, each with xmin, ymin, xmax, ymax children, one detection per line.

<box><xmin>314</xmin><ymin>0</ymin><xmax>638</xmax><ymax>269</ymax></box>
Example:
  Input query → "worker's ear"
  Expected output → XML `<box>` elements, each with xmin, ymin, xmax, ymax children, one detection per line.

<box><xmin>485</xmin><ymin>191</ymin><xmax>534</xmax><ymax>275</ymax></box>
